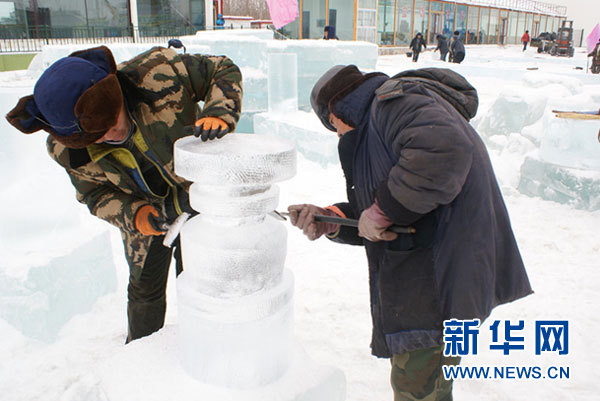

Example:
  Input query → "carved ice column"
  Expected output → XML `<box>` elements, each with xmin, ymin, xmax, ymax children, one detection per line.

<box><xmin>174</xmin><ymin>133</ymin><xmax>296</xmax><ymax>389</ymax></box>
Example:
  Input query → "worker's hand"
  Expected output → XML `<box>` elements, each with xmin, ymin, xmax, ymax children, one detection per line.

<box><xmin>287</xmin><ymin>204</ymin><xmax>340</xmax><ymax>241</ymax></box>
<box><xmin>358</xmin><ymin>201</ymin><xmax>398</xmax><ymax>242</ymax></box>
<box><xmin>135</xmin><ymin>205</ymin><xmax>168</xmax><ymax>236</ymax></box>
<box><xmin>193</xmin><ymin>117</ymin><xmax>229</xmax><ymax>142</ymax></box>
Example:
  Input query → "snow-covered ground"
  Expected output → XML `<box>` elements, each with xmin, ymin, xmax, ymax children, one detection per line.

<box><xmin>1</xmin><ymin>43</ymin><xmax>599</xmax><ymax>401</ymax></box>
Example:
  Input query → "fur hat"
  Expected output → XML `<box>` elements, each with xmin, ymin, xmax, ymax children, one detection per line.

<box><xmin>310</xmin><ymin>65</ymin><xmax>386</xmax><ymax>131</ymax></box>
<box><xmin>6</xmin><ymin>46</ymin><xmax>123</xmax><ymax>148</ymax></box>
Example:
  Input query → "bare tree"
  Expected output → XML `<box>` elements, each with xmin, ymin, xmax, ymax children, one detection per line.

<box><xmin>222</xmin><ymin>0</ymin><xmax>272</xmax><ymax>19</ymax></box>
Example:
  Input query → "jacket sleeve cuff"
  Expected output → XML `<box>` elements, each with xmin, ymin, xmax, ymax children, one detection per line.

<box><xmin>376</xmin><ymin>180</ymin><xmax>425</xmax><ymax>226</ymax></box>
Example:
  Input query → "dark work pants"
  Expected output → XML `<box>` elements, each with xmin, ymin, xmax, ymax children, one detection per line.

<box><xmin>412</xmin><ymin>51</ymin><xmax>420</xmax><ymax>62</ymax></box>
<box><xmin>523</xmin><ymin>42</ymin><xmax>528</xmax><ymax>51</ymax></box>
<box><xmin>126</xmin><ymin>236</ymin><xmax>182</xmax><ymax>343</ymax></box>
<box><xmin>440</xmin><ymin>51</ymin><xmax>448</xmax><ymax>61</ymax></box>
<box><xmin>452</xmin><ymin>52</ymin><xmax>465</xmax><ymax>64</ymax></box>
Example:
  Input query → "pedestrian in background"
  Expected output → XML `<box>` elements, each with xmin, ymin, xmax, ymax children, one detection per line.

<box><xmin>450</xmin><ymin>30</ymin><xmax>465</xmax><ymax>63</ymax></box>
<box><xmin>434</xmin><ymin>34</ymin><xmax>449</xmax><ymax>61</ymax></box>
<box><xmin>323</xmin><ymin>25</ymin><xmax>339</xmax><ymax>40</ymax></box>
<box><xmin>521</xmin><ymin>30</ymin><xmax>530</xmax><ymax>51</ymax></box>
<box><xmin>409</xmin><ymin>32</ymin><xmax>427</xmax><ymax>62</ymax></box>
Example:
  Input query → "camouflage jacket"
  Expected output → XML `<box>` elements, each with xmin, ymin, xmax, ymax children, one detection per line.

<box><xmin>47</xmin><ymin>47</ymin><xmax>242</xmax><ymax>278</ymax></box>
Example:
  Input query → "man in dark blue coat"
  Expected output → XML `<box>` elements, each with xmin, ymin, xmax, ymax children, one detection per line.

<box><xmin>450</xmin><ymin>30</ymin><xmax>466</xmax><ymax>63</ymax></box>
<box><xmin>288</xmin><ymin>65</ymin><xmax>532</xmax><ymax>400</ymax></box>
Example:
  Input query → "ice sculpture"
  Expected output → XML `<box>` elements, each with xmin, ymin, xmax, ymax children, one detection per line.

<box><xmin>173</xmin><ymin>133</ymin><xmax>346</xmax><ymax>397</ymax></box>
<box><xmin>518</xmin><ymin>111</ymin><xmax>600</xmax><ymax>211</ymax></box>
<box><xmin>268</xmin><ymin>53</ymin><xmax>298</xmax><ymax>114</ymax></box>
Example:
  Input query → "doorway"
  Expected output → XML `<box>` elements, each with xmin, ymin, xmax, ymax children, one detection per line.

<box><xmin>430</xmin><ymin>12</ymin><xmax>442</xmax><ymax>42</ymax></box>
<box><xmin>499</xmin><ymin>18</ymin><xmax>508</xmax><ymax>44</ymax></box>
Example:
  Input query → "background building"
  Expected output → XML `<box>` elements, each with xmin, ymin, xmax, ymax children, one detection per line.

<box><xmin>0</xmin><ymin>0</ymin><xmax>211</xmax><ymax>39</ymax></box>
<box><xmin>280</xmin><ymin>0</ymin><xmax>568</xmax><ymax>46</ymax></box>
<box><xmin>0</xmin><ymin>0</ymin><xmax>569</xmax><ymax>47</ymax></box>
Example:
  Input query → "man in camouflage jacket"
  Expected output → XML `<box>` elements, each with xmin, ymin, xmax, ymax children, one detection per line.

<box><xmin>6</xmin><ymin>45</ymin><xmax>242</xmax><ymax>342</ymax></box>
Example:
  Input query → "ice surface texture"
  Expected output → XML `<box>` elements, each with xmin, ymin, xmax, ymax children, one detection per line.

<box><xmin>519</xmin><ymin>155</ymin><xmax>600</xmax><ymax>211</ymax></box>
<box><xmin>178</xmin><ymin>271</ymin><xmax>294</xmax><ymax>388</ymax></box>
<box><xmin>174</xmin><ymin>134</ymin><xmax>296</xmax><ymax>185</ymax></box>
<box><xmin>179</xmin><ymin>215</ymin><xmax>287</xmax><ymax>297</ymax></box>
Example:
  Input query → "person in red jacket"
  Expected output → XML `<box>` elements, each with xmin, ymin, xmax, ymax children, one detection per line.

<box><xmin>521</xmin><ymin>30</ymin><xmax>530</xmax><ymax>51</ymax></box>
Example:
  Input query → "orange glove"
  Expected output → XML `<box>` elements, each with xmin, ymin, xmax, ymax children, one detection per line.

<box><xmin>194</xmin><ymin>117</ymin><xmax>229</xmax><ymax>141</ymax></box>
<box><xmin>135</xmin><ymin>205</ymin><xmax>167</xmax><ymax>236</ymax></box>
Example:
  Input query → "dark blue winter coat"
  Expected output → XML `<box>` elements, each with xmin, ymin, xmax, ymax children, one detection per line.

<box><xmin>328</xmin><ymin>69</ymin><xmax>532</xmax><ymax>358</ymax></box>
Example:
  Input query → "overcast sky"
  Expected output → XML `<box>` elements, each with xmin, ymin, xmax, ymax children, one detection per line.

<box><xmin>547</xmin><ymin>0</ymin><xmax>598</xmax><ymax>38</ymax></box>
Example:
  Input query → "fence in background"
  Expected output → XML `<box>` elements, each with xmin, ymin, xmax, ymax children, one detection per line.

<box><xmin>0</xmin><ymin>25</ymin><xmax>284</xmax><ymax>53</ymax></box>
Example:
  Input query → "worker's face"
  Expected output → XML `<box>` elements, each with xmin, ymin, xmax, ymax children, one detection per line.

<box><xmin>329</xmin><ymin>112</ymin><xmax>354</xmax><ymax>138</ymax></box>
<box><xmin>95</xmin><ymin>102</ymin><xmax>131</xmax><ymax>144</ymax></box>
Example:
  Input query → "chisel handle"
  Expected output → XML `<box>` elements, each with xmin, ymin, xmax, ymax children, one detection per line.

<box><xmin>313</xmin><ymin>214</ymin><xmax>416</xmax><ymax>234</ymax></box>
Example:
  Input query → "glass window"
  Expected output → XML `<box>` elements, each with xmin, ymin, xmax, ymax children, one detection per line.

<box><xmin>499</xmin><ymin>9</ymin><xmax>508</xmax><ymax>45</ymax></box>
<box><xmin>540</xmin><ymin>15</ymin><xmax>548</xmax><ymax>34</ymax></box>
<box><xmin>377</xmin><ymin>0</ymin><xmax>394</xmax><ymax>45</ymax></box>
<box><xmin>456</xmin><ymin>5</ymin><xmax>467</xmax><ymax>42</ymax></box>
<box><xmin>87</xmin><ymin>0</ymin><xmax>130</xmax><ymax>27</ymax></box>
<box><xmin>547</xmin><ymin>17</ymin><xmax>555</xmax><ymax>33</ymax></box>
<box><xmin>190</xmin><ymin>0</ymin><xmax>206</xmax><ymax>30</ymax></box>
<box><xmin>508</xmin><ymin>11</ymin><xmax>518</xmax><ymax>44</ymax></box>
<box><xmin>4</xmin><ymin>0</ymin><xmax>132</xmax><ymax>39</ymax></box>
<box><xmin>302</xmin><ymin>0</ymin><xmax>327</xmax><ymax>39</ymax></box>
<box><xmin>357</xmin><ymin>0</ymin><xmax>377</xmax><ymax>43</ymax></box>
<box><xmin>395</xmin><ymin>0</ymin><xmax>413</xmax><ymax>46</ymax></box>
<box><xmin>516</xmin><ymin>12</ymin><xmax>526</xmax><ymax>44</ymax></box>
<box><xmin>489</xmin><ymin>8</ymin><xmax>499</xmax><ymax>44</ymax></box>
<box><xmin>359</xmin><ymin>0</ymin><xmax>377</xmax><ymax>8</ymax></box>
<box><xmin>430</xmin><ymin>1</ymin><xmax>442</xmax><ymax>13</ymax></box>
<box><xmin>531</xmin><ymin>14</ymin><xmax>539</xmax><ymax>37</ymax></box>
<box><xmin>281</xmin><ymin>14</ymin><xmax>300</xmax><ymax>39</ymax></box>
<box><xmin>478</xmin><ymin>7</ymin><xmax>489</xmax><ymax>44</ymax></box>
<box><xmin>442</xmin><ymin>3</ymin><xmax>455</xmax><ymax>39</ymax></box>
<box><xmin>522</xmin><ymin>13</ymin><xmax>531</xmax><ymax>39</ymax></box>
<box><xmin>137</xmin><ymin>0</ymin><xmax>192</xmax><ymax>35</ymax></box>
<box><xmin>467</xmin><ymin>6</ymin><xmax>478</xmax><ymax>44</ymax></box>
<box><xmin>413</xmin><ymin>0</ymin><xmax>429</xmax><ymax>44</ymax></box>
<box><xmin>329</xmin><ymin>0</ymin><xmax>354</xmax><ymax>40</ymax></box>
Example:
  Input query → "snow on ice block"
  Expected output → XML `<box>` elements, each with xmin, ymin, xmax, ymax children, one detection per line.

<box><xmin>174</xmin><ymin>133</ymin><xmax>296</xmax><ymax>185</ymax></box>
<box><xmin>0</xmin><ymin>231</ymin><xmax>117</xmax><ymax>342</ymax></box>
<box><xmin>518</xmin><ymin>154</ymin><xmax>600</xmax><ymax>211</ymax></box>
<box><xmin>80</xmin><ymin>324</ymin><xmax>345</xmax><ymax>401</ymax></box>
<box><xmin>477</xmin><ymin>87</ymin><xmax>548</xmax><ymax>137</ymax></box>
<box><xmin>253</xmin><ymin>111</ymin><xmax>339</xmax><ymax>167</ymax></box>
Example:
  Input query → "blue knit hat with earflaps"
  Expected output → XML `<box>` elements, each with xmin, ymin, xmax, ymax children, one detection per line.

<box><xmin>6</xmin><ymin>46</ymin><xmax>124</xmax><ymax>148</ymax></box>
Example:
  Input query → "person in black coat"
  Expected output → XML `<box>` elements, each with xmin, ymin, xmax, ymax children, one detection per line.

<box><xmin>434</xmin><ymin>34</ymin><xmax>449</xmax><ymax>61</ymax></box>
<box><xmin>288</xmin><ymin>65</ymin><xmax>532</xmax><ymax>400</ymax></box>
<box><xmin>450</xmin><ymin>30</ymin><xmax>465</xmax><ymax>63</ymax></box>
<box><xmin>409</xmin><ymin>32</ymin><xmax>427</xmax><ymax>62</ymax></box>
<box><xmin>323</xmin><ymin>25</ymin><xmax>339</xmax><ymax>40</ymax></box>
